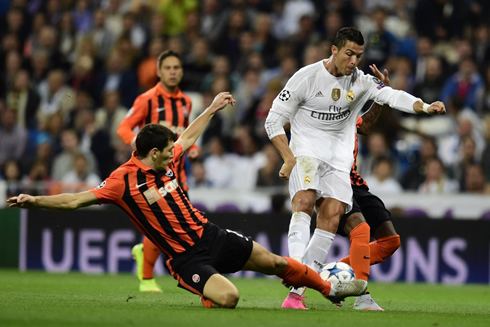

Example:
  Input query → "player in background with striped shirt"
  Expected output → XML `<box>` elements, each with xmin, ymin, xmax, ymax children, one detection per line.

<box><xmin>117</xmin><ymin>50</ymin><xmax>197</xmax><ymax>292</ymax></box>
<box><xmin>7</xmin><ymin>92</ymin><xmax>368</xmax><ymax>309</ymax></box>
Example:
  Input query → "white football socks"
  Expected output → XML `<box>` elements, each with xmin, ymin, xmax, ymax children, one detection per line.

<box><xmin>287</xmin><ymin>211</ymin><xmax>312</xmax><ymax>263</ymax></box>
<box><xmin>303</xmin><ymin>228</ymin><xmax>335</xmax><ymax>272</ymax></box>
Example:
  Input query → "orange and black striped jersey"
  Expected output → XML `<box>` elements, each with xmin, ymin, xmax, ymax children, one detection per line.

<box><xmin>117</xmin><ymin>82</ymin><xmax>194</xmax><ymax>191</ymax></box>
<box><xmin>90</xmin><ymin>143</ymin><xmax>207</xmax><ymax>259</ymax></box>
<box><xmin>351</xmin><ymin>116</ymin><xmax>369</xmax><ymax>189</ymax></box>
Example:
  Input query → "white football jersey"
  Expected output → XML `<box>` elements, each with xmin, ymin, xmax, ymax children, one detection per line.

<box><xmin>269</xmin><ymin>60</ymin><xmax>420</xmax><ymax>173</ymax></box>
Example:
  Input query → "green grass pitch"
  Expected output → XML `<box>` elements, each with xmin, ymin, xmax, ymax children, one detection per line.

<box><xmin>1</xmin><ymin>270</ymin><xmax>489</xmax><ymax>327</ymax></box>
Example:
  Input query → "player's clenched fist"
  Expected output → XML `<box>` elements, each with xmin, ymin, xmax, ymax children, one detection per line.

<box><xmin>279</xmin><ymin>161</ymin><xmax>295</xmax><ymax>180</ymax></box>
<box><xmin>427</xmin><ymin>101</ymin><xmax>446</xmax><ymax>115</ymax></box>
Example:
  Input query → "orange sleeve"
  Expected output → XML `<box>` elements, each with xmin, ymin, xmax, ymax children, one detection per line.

<box><xmin>117</xmin><ymin>95</ymin><xmax>149</xmax><ymax>145</ymax></box>
<box><xmin>90</xmin><ymin>171</ymin><xmax>125</xmax><ymax>204</ymax></box>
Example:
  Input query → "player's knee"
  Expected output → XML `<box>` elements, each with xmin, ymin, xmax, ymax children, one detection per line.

<box><xmin>293</xmin><ymin>196</ymin><xmax>315</xmax><ymax>213</ymax></box>
<box><xmin>216</xmin><ymin>290</ymin><xmax>240</xmax><ymax>308</ymax></box>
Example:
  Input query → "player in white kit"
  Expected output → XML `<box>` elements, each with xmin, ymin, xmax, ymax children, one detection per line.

<box><xmin>264</xmin><ymin>27</ymin><xmax>446</xmax><ymax>309</ymax></box>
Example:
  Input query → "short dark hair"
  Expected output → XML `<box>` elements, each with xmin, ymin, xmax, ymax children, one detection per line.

<box><xmin>136</xmin><ymin>124</ymin><xmax>176</xmax><ymax>157</ymax></box>
<box><xmin>157</xmin><ymin>50</ymin><xmax>182</xmax><ymax>69</ymax></box>
<box><xmin>333</xmin><ymin>27</ymin><xmax>364</xmax><ymax>50</ymax></box>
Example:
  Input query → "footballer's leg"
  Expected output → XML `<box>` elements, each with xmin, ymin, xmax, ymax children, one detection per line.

<box><xmin>242</xmin><ymin>241</ymin><xmax>367</xmax><ymax>304</ymax></box>
<box><xmin>370</xmin><ymin>221</ymin><xmax>400</xmax><ymax>265</ymax></box>
<box><xmin>132</xmin><ymin>237</ymin><xmax>162</xmax><ymax>292</ymax></box>
<box><xmin>202</xmin><ymin>274</ymin><xmax>240</xmax><ymax>308</ymax></box>
<box><xmin>282</xmin><ymin>190</ymin><xmax>316</xmax><ymax>309</ymax></box>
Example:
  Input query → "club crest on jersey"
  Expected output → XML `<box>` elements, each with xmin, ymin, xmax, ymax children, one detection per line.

<box><xmin>94</xmin><ymin>181</ymin><xmax>106</xmax><ymax>189</ymax></box>
<box><xmin>331</xmin><ymin>88</ymin><xmax>340</xmax><ymax>101</ymax></box>
<box><xmin>192</xmin><ymin>274</ymin><xmax>200</xmax><ymax>283</ymax></box>
<box><xmin>304</xmin><ymin>176</ymin><xmax>311</xmax><ymax>184</ymax></box>
<box><xmin>346</xmin><ymin>90</ymin><xmax>356</xmax><ymax>102</ymax></box>
<box><xmin>165</xmin><ymin>169</ymin><xmax>174</xmax><ymax>177</ymax></box>
<box><xmin>278</xmin><ymin>89</ymin><xmax>291</xmax><ymax>102</ymax></box>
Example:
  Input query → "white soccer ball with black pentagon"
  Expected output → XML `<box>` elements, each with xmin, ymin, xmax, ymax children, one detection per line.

<box><xmin>320</xmin><ymin>261</ymin><xmax>355</xmax><ymax>286</ymax></box>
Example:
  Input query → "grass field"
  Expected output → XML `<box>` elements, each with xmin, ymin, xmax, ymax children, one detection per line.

<box><xmin>1</xmin><ymin>270</ymin><xmax>489</xmax><ymax>327</ymax></box>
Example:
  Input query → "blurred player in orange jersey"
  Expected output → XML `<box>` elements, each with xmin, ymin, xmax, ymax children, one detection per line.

<box><xmin>117</xmin><ymin>50</ymin><xmax>198</xmax><ymax>292</ymax></box>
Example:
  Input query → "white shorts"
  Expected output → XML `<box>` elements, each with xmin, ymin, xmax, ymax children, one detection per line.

<box><xmin>289</xmin><ymin>156</ymin><xmax>353</xmax><ymax>212</ymax></box>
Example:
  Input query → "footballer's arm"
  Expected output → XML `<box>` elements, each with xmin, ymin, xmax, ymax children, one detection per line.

<box><xmin>176</xmin><ymin>92</ymin><xmax>235</xmax><ymax>153</ymax></box>
<box><xmin>265</xmin><ymin>110</ymin><xmax>296</xmax><ymax>180</ymax></box>
<box><xmin>7</xmin><ymin>191</ymin><xmax>98</xmax><ymax>210</ymax></box>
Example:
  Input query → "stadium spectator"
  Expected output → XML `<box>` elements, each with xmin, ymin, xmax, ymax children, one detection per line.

<box><xmin>95</xmin><ymin>50</ymin><xmax>138</xmax><ymax>108</ymax></box>
<box><xmin>23</xmin><ymin>159</ymin><xmax>52</xmax><ymax>196</ymax></box>
<box><xmin>475</xmin><ymin>65</ymin><xmax>490</xmax><ymax>116</ymax></box>
<box><xmin>51</xmin><ymin>129</ymin><xmax>98</xmax><ymax>182</ymax></box>
<box><xmin>181</xmin><ymin>38</ymin><xmax>213</xmax><ymax>92</ymax></box>
<box><xmin>462</xmin><ymin>163</ymin><xmax>486</xmax><ymax>194</ymax></box>
<box><xmin>89</xmin><ymin>9</ymin><xmax>116</xmax><ymax>61</ymax></box>
<box><xmin>187</xmin><ymin>159</ymin><xmax>213</xmax><ymax>188</ymax></box>
<box><xmin>360</xmin><ymin>131</ymin><xmax>397</xmax><ymax>178</ymax></box>
<box><xmin>61</xmin><ymin>153</ymin><xmax>101</xmax><ymax>193</ymax></box>
<box><xmin>1</xmin><ymin>159</ymin><xmax>23</xmax><ymax>198</ymax></box>
<box><xmin>203</xmin><ymin>136</ymin><xmax>238</xmax><ymax>189</ymax></box>
<box><xmin>256</xmin><ymin>143</ymin><xmax>286</xmax><ymax>188</ymax></box>
<box><xmin>0</xmin><ymin>50</ymin><xmax>23</xmax><ymax>100</ymax></box>
<box><xmin>412</xmin><ymin>55</ymin><xmax>446</xmax><ymax>105</ymax></box>
<box><xmin>137</xmin><ymin>37</ymin><xmax>166</xmax><ymax>91</ymax></box>
<box><xmin>0</xmin><ymin>108</ymin><xmax>28</xmax><ymax>168</ymax></box>
<box><xmin>400</xmin><ymin>136</ymin><xmax>438</xmax><ymax>191</ymax></box>
<box><xmin>441</xmin><ymin>57</ymin><xmax>484</xmax><ymax>111</ymax></box>
<box><xmin>58</xmin><ymin>11</ymin><xmax>77</xmax><ymax>63</ymax></box>
<box><xmin>418</xmin><ymin>157</ymin><xmax>459</xmax><ymax>194</ymax></box>
<box><xmin>364</xmin><ymin>156</ymin><xmax>403</xmax><ymax>194</ymax></box>
<box><xmin>37</xmin><ymin>69</ymin><xmax>77</xmax><ymax>128</ymax></box>
<box><xmin>95</xmin><ymin>91</ymin><xmax>128</xmax><ymax>148</ymax></box>
<box><xmin>362</xmin><ymin>7</ymin><xmax>398</xmax><ymax>70</ymax></box>
<box><xmin>6</xmin><ymin>69</ymin><xmax>40</xmax><ymax>130</ymax></box>
<box><xmin>451</xmin><ymin>136</ymin><xmax>479</xmax><ymax>191</ymax></box>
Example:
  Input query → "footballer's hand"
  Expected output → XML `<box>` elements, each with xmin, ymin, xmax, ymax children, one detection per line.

<box><xmin>279</xmin><ymin>161</ymin><xmax>295</xmax><ymax>180</ymax></box>
<box><xmin>209</xmin><ymin>92</ymin><xmax>236</xmax><ymax>113</ymax></box>
<box><xmin>7</xmin><ymin>194</ymin><xmax>35</xmax><ymax>208</ymax></box>
<box><xmin>427</xmin><ymin>101</ymin><xmax>446</xmax><ymax>115</ymax></box>
<box><xmin>369</xmin><ymin>64</ymin><xmax>390</xmax><ymax>87</ymax></box>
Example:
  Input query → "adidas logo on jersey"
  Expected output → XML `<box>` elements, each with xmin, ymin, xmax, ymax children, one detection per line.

<box><xmin>315</xmin><ymin>91</ymin><xmax>324</xmax><ymax>97</ymax></box>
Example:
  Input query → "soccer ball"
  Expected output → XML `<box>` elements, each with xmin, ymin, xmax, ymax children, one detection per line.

<box><xmin>320</xmin><ymin>261</ymin><xmax>355</xmax><ymax>285</ymax></box>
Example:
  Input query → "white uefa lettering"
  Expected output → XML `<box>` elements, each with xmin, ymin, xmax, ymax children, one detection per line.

<box><xmin>406</xmin><ymin>237</ymin><xmax>438</xmax><ymax>283</ymax></box>
<box><xmin>108</xmin><ymin>230</ymin><xmax>136</xmax><ymax>274</ymax></box>
<box><xmin>79</xmin><ymin>229</ymin><xmax>105</xmax><ymax>274</ymax></box>
<box><xmin>42</xmin><ymin>228</ymin><xmax>74</xmax><ymax>272</ymax></box>
<box><xmin>441</xmin><ymin>238</ymin><xmax>468</xmax><ymax>284</ymax></box>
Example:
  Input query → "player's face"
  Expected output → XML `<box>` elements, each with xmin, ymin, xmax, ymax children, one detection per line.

<box><xmin>333</xmin><ymin>41</ymin><xmax>364</xmax><ymax>76</ymax></box>
<box><xmin>154</xmin><ymin>141</ymin><xmax>175</xmax><ymax>171</ymax></box>
<box><xmin>158</xmin><ymin>56</ymin><xmax>183</xmax><ymax>89</ymax></box>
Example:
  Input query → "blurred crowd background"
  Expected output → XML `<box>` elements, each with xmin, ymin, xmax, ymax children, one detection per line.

<box><xmin>1</xmin><ymin>0</ymin><xmax>490</xmax><ymax>210</ymax></box>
